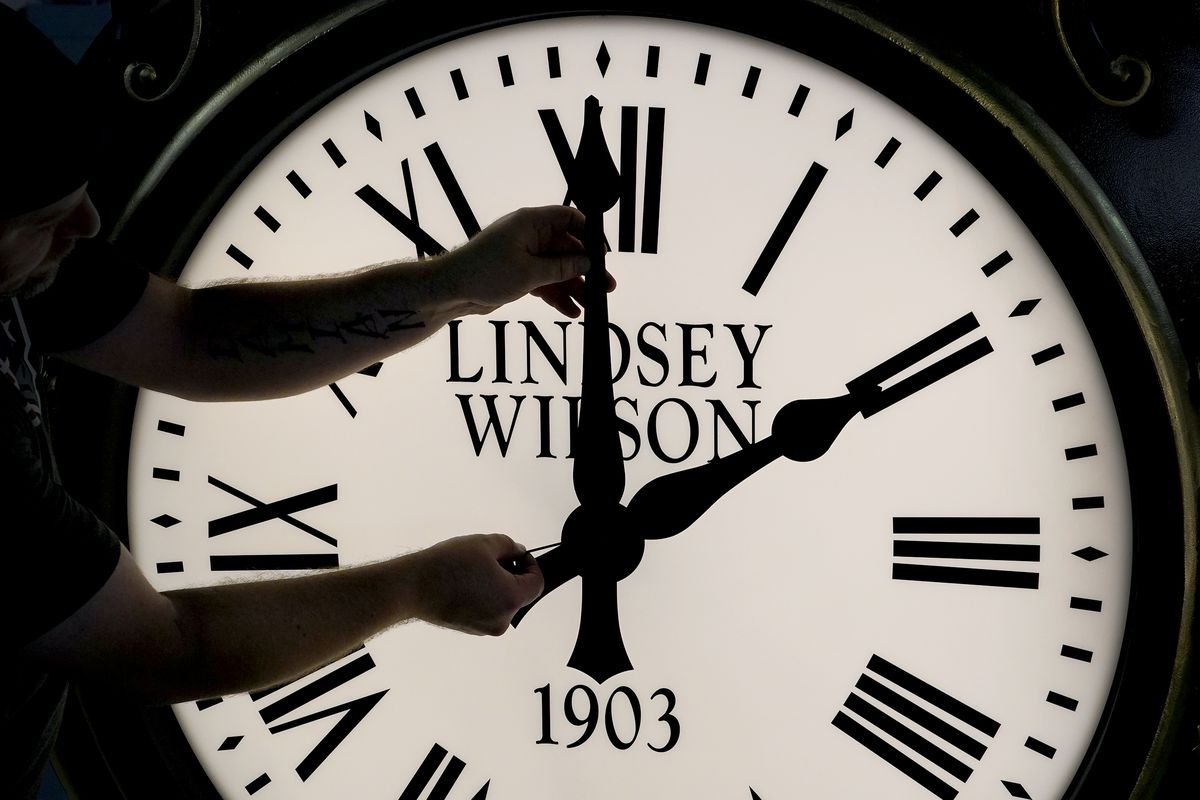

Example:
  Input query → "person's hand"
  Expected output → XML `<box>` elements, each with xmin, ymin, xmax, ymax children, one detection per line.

<box><xmin>437</xmin><ymin>205</ymin><xmax>614</xmax><ymax>318</ymax></box>
<box><xmin>407</xmin><ymin>533</ymin><xmax>544</xmax><ymax>636</ymax></box>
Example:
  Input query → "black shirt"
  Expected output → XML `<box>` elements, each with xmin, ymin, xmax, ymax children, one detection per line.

<box><xmin>3</xmin><ymin>239</ymin><xmax>149</xmax><ymax>799</ymax></box>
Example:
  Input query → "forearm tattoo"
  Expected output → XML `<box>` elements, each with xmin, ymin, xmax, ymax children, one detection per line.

<box><xmin>207</xmin><ymin>308</ymin><xmax>425</xmax><ymax>361</ymax></box>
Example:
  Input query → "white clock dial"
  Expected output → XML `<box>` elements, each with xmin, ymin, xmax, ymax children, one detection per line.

<box><xmin>123</xmin><ymin>16</ymin><xmax>1138</xmax><ymax>800</ymax></box>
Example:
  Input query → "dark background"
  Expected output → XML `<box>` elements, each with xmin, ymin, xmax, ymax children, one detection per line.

<box><xmin>8</xmin><ymin>0</ymin><xmax>1197</xmax><ymax>796</ymax></box>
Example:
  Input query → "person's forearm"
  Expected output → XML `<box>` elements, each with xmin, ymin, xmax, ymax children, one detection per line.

<box><xmin>153</xmin><ymin>554</ymin><xmax>422</xmax><ymax>704</ymax></box>
<box><xmin>179</xmin><ymin>256</ymin><xmax>468</xmax><ymax>401</ymax></box>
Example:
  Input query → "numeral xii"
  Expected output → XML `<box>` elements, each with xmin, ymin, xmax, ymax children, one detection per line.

<box><xmin>541</xmin><ymin>105</ymin><xmax>665</xmax><ymax>253</ymax></box>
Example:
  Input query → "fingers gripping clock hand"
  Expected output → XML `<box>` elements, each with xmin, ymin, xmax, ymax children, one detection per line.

<box><xmin>409</xmin><ymin>534</ymin><xmax>544</xmax><ymax>636</ymax></box>
<box><xmin>439</xmin><ymin>205</ymin><xmax>609</xmax><ymax>317</ymax></box>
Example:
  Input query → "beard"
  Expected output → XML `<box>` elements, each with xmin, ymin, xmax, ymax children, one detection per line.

<box><xmin>15</xmin><ymin>260</ymin><xmax>63</xmax><ymax>298</ymax></box>
<box><xmin>12</xmin><ymin>239</ymin><xmax>74</xmax><ymax>299</ymax></box>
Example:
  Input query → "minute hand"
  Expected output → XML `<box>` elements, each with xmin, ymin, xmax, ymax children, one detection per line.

<box><xmin>626</xmin><ymin>313</ymin><xmax>992</xmax><ymax>540</ymax></box>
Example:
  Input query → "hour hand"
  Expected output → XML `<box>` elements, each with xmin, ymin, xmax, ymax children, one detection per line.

<box><xmin>624</xmin><ymin>396</ymin><xmax>854</xmax><ymax>541</ymax></box>
<box><xmin>626</xmin><ymin>312</ymin><xmax>994</xmax><ymax>541</ymax></box>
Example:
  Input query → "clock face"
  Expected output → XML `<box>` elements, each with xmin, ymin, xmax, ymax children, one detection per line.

<box><xmin>111</xmin><ymin>12</ymin><xmax>1176</xmax><ymax>800</ymax></box>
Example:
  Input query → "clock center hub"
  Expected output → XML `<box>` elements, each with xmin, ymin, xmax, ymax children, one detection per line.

<box><xmin>561</xmin><ymin>504</ymin><xmax>644</xmax><ymax>582</ymax></box>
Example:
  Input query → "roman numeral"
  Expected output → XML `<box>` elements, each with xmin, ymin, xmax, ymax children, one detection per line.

<box><xmin>892</xmin><ymin>516</ymin><xmax>1040</xmax><ymax>589</ymax></box>
<box><xmin>399</xmin><ymin>742</ymin><xmax>490</xmax><ymax>800</ymax></box>
<box><xmin>207</xmin><ymin>476</ymin><xmax>339</xmax><ymax>570</ymax></box>
<box><xmin>846</xmin><ymin>313</ymin><xmax>993</xmax><ymax>418</ymax></box>
<box><xmin>833</xmin><ymin>655</ymin><xmax>1000</xmax><ymax>800</ymax></box>
<box><xmin>357</xmin><ymin>142</ymin><xmax>481</xmax><ymax>257</ymax></box>
<box><xmin>540</xmin><ymin>104</ymin><xmax>665</xmax><ymax>253</ymax></box>
<box><xmin>742</xmin><ymin>161</ymin><xmax>828</xmax><ymax>295</ymax></box>
<box><xmin>253</xmin><ymin>649</ymin><xmax>387</xmax><ymax>781</ymax></box>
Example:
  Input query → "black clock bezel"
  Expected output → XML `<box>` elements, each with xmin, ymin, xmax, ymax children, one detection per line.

<box><xmin>52</xmin><ymin>2</ymin><xmax>1195</xmax><ymax>798</ymax></box>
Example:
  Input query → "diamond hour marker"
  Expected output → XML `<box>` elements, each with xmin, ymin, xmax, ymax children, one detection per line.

<box><xmin>596</xmin><ymin>42</ymin><xmax>611</xmax><ymax>76</ymax></box>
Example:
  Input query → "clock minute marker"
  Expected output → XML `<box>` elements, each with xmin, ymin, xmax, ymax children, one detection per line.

<box><xmin>547</xmin><ymin>46</ymin><xmax>561</xmax><ymax>79</ymax></box>
<box><xmin>153</xmin><ymin>468</ymin><xmax>180</xmax><ymax>481</ymax></box>
<box><xmin>1002</xmin><ymin>781</ymin><xmax>1033</xmax><ymax>799</ymax></box>
<box><xmin>245</xmin><ymin>773</ymin><xmax>271</xmax><ymax>795</ymax></box>
<box><xmin>788</xmin><ymin>83</ymin><xmax>810</xmax><ymax>116</ymax></box>
<box><xmin>695</xmin><ymin>52</ymin><xmax>711</xmax><ymax>85</ymax></box>
<box><xmin>1024</xmin><ymin>736</ymin><xmax>1057</xmax><ymax>758</ymax></box>
<box><xmin>286</xmin><ymin>169</ymin><xmax>312</xmax><ymax>198</ymax></box>
<box><xmin>982</xmin><ymin>250</ymin><xmax>1013</xmax><ymax>276</ymax></box>
<box><xmin>950</xmin><ymin>208</ymin><xmax>980</xmax><ymax>237</ymax></box>
<box><xmin>156</xmin><ymin>561</ymin><xmax>184</xmax><ymax>574</ymax></box>
<box><xmin>1010</xmin><ymin>299</ymin><xmax>1040</xmax><ymax>316</ymax></box>
<box><xmin>1032</xmin><ymin>343</ymin><xmax>1065</xmax><ymax>365</ymax></box>
<box><xmin>151</xmin><ymin>514</ymin><xmax>180</xmax><ymax>527</ymax></box>
<box><xmin>1065</xmin><ymin>443</ymin><xmax>1098</xmax><ymax>460</ymax></box>
<box><xmin>322</xmin><ymin>138</ymin><xmax>347</xmax><ymax>168</ymax></box>
<box><xmin>1071</xmin><ymin>596</ymin><xmax>1103</xmax><ymax>611</ymax></box>
<box><xmin>226</xmin><ymin>244</ymin><xmax>253</xmax><ymax>270</ymax></box>
<box><xmin>1072</xmin><ymin>495</ymin><xmax>1105</xmax><ymax>509</ymax></box>
<box><xmin>450</xmin><ymin>68</ymin><xmax>468</xmax><ymax>99</ymax></box>
<box><xmin>1061</xmin><ymin>645</ymin><xmax>1094</xmax><ymax>662</ymax></box>
<box><xmin>498</xmin><ymin>54</ymin><xmax>515</xmax><ymax>86</ymax></box>
<box><xmin>914</xmin><ymin>171</ymin><xmax>942</xmax><ymax>200</ymax></box>
<box><xmin>593</xmin><ymin>43</ymin><xmax>611</xmax><ymax>76</ymax></box>
<box><xmin>364</xmin><ymin>111</ymin><xmax>382</xmax><ymax>141</ymax></box>
<box><xmin>1046</xmin><ymin>691</ymin><xmax>1079</xmax><ymax>711</ymax></box>
<box><xmin>742</xmin><ymin>66</ymin><xmax>761</xmax><ymax>98</ymax></box>
<box><xmin>157</xmin><ymin>419</ymin><xmax>185</xmax><ymax>436</ymax></box>
<box><xmin>742</xmin><ymin>160</ymin><xmax>828</xmax><ymax>296</ymax></box>
<box><xmin>254</xmin><ymin>206</ymin><xmax>281</xmax><ymax>232</ymax></box>
<box><xmin>1072</xmin><ymin>546</ymin><xmax>1108</xmax><ymax>561</ymax></box>
<box><xmin>875</xmin><ymin>137</ymin><xmax>902</xmax><ymax>167</ymax></box>
<box><xmin>1053</xmin><ymin>392</ymin><xmax>1086</xmax><ymax>411</ymax></box>
<box><xmin>835</xmin><ymin>108</ymin><xmax>854</xmax><ymax>140</ymax></box>
<box><xmin>405</xmin><ymin>87</ymin><xmax>426</xmax><ymax>119</ymax></box>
